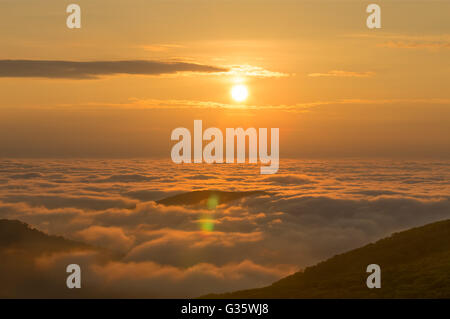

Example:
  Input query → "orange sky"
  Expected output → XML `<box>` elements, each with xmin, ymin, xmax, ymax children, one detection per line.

<box><xmin>0</xmin><ymin>0</ymin><xmax>449</xmax><ymax>158</ymax></box>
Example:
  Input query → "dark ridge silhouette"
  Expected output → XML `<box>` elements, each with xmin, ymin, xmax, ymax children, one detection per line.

<box><xmin>203</xmin><ymin>219</ymin><xmax>450</xmax><ymax>298</ymax></box>
<box><xmin>156</xmin><ymin>190</ymin><xmax>267</xmax><ymax>207</ymax></box>
<box><xmin>0</xmin><ymin>219</ymin><xmax>89</xmax><ymax>252</ymax></box>
<box><xmin>0</xmin><ymin>219</ymin><xmax>120</xmax><ymax>259</ymax></box>
<box><xmin>0</xmin><ymin>219</ymin><xmax>121</xmax><ymax>298</ymax></box>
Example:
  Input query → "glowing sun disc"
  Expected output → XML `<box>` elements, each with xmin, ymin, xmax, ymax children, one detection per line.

<box><xmin>231</xmin><ymin>84</ymin><xmax>249</xmax><ymax>102</ymax></box>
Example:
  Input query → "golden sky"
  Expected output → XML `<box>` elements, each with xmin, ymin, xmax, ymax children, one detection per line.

<box><xmin>0</xmin><ymin>0</ymin><xmax>449</xmax><ymax>158</ymax></box>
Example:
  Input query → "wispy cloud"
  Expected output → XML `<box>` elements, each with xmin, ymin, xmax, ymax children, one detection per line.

<box><xmin>0</xmin><ymin>59</ymin><xmax>228</xmax><ymax>79</ymax></box>
<box><xmin>345</xmin><ymin>33</ymin><xmax>450</xmax><ymax>51</ymax></box>
<box><xmin>55</xmin><ymin>97</ymin><xmax>450</xmax><ymax>113</ymax></box>
<box><xmin>345</xmin><ymin>33</ymin><xmax>450</xmax><ymax>41</ymax></box>
<box><xmin>0</xmin><ymin>60</ymin><xmax>290</xmax><ymax>81</ymax></box>
<box><xmin>138</xmin><ymin>44</ymin><xmax>186</xmax><ymax>52</ymax></box>
<box><xmin>308</xmin><ymin>70</ymin><xmax>375</xmax><ymax>78</ymax></box>
<box><xmin>379</xmin><ymin>41</ymin><xmax>450</xmax><ymax>50</ymax></box>
<box><xmin>223</xmin><ymin>65</ymin><xmax>290</xmax><ymax>78</ymax></box>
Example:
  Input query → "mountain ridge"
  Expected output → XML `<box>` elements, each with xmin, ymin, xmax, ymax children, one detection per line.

<box><xmin>203</xmin><ymin>218</ymin><xmax>450</xmax><ymax>298</ymax></box>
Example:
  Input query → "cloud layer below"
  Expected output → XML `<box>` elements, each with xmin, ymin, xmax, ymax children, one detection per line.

<box><xmin>0</xmin><ymin>159</ymin><xmax>449</xmax><ymax>297</ymax></box>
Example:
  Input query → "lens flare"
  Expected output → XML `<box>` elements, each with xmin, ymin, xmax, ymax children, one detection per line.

<box><xmin>199</xmin><ymin>194</ymin><xmax>220</xmax><ymax>232</ymax></box>
<box><xmin>207</xmin><ymin>195</ymin><xmax>219</xmax><ymax>210</ymax></box>
<box><xmin>200</xmin><ymin>217</ymin><xmax>215</xmax><ymax>232</ymax></box>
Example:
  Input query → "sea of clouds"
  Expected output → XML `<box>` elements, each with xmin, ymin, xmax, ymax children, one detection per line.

<box><xmin>0</xmin><ymin>159</ymin><xmax>449</xmax><ymax>297</ymax></box>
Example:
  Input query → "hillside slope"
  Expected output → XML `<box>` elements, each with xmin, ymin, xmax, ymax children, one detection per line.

<box><xmin>205</xmin><ymin>219</ymin><xmax>450</xmax><ymax>298</ymax></box>
<box><xmin>0</xmin><ymin>219</ymin><xmax>90</xmax><ymax>253</ymax></box>
<box><xmin>0</xmin><ymin>219</ymin><xmax>118</xmax><ymax>298</ymax></box>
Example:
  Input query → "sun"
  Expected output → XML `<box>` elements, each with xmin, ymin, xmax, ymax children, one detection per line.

<box><xmin>231</xmin><ymin>84</ymin><xmax>249</xmax><ymax>103</ymax></box>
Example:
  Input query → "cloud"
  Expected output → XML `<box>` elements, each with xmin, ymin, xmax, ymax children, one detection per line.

<box><xmin>122</xmin><ymin>189</ymin><xmax>180</xmax><ymax>202</ymax></box>
<box><xmin>263</xmin><ymin>174</ymin><xmax>315</xmax><ymax>185</ymax></box>
<box><xmin>223</xmin><ymin>65</ymin><xmax>290</xmax><ymax>78</ymax></box>
<box><xmin>53</xmin><ymin>97</ymin><xmax>450</xmax><ymax>114</ymax></box>
<box><xmin>90</xmin><ymin>259</ymin><xmax>293</xmax><ymax>298</ymax></box>
<box><xmin>9</xmin><ymin>172</ymin><xmax>43</xmax><ymax>179</ymax></box>
<box><xmin>379</xmin><ymin>41</ymin><xmax>450</xmax><ymax>50</ymax></box>
<box><xmin>0</xmin><ymin>60</ymin><xmax>228</xmax><ymax>79</ymax></box>
<box><xmin>185</xmin><ymin>174</ymin><xmax>219</xmax><ymax>180</ymax></box>
<box><xmin>75</xmin><ymin>226</ymin><xmax>135</xmax><ymax>252</ymax></box>
<box><xmin>1</xmin><ymin>159</ymin><xmax>450</xmax><ymax>297</ymax></box>
<box><xmin>308</xmin><ymin>70</ymin><xmax>375</xmax><ymax>78</ymax></box>
<box><xmin>125</xmin><ymin>228</ymin><xmax>264</xmax><ymax>266</ymax></box>
<box><xmin>348</xmin><ymin>189</ymin><xmax>405</xmax><ymax>197</ymax></box>
<box><xmin>32</xmin><ymin>251</ymin><xmax>294</xmax><ymax>298</ymax></box>
<box><xmin>345</xmin><ymin>33</ymin><xmax>450</xmax><ymax>51</ymax></box>
<box><xmin>95</xmin><ymin>174</ymin><xmax>158</xmax><ymax>183</ymax></box>
<box><xmin>138</xmin><ymin>44</ymin><xmax>186</xmax><ymax>52</ymax></box>
<box><xmin>1</xmin><ymin>194</ymin><xmax>137</xmax><ymax>211</ymax></box>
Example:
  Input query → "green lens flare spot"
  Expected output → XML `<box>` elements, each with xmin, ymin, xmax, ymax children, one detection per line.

<box><xmin>207</xmin><ymin>195</ymin><xmax>219</xmax><ymax>210</ymax></box>
<box><xmin>201</xmin><ymin>220</ymin><xmax>215</xmax><ymax>232</ymax></box>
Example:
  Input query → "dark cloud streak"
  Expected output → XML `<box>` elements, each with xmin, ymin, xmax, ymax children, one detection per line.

<box><xmin>0</xmin><ymin>60</ymin><xmax>228</xmax><ymax>79</ymax></box>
